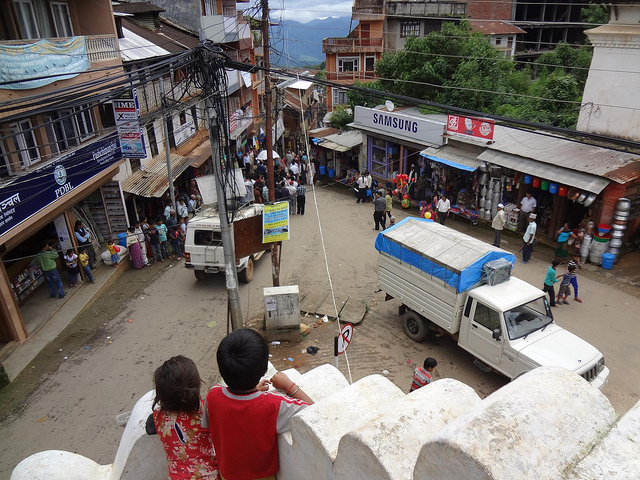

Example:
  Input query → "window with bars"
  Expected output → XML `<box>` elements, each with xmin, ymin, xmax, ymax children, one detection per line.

<box><xmin>202</xmin><ymin>0</ymin><xmax>216</xmax><ymax>15</ymax></box>
<box><xmin>400</xmin><ymin>21</ymin><xmax>420</xmax><ymax>38</ymax></box>
<box><xmin>332</xmin><ymin>88</ymin><xmax>348</xmax><ymax>106</ymax></box>
<box><xmin>44</xmin><ymin>105</ymin><xmax>96</xmax><ymax>155</ymax></box>
<box><xmin>10</xmin><ymin>119</ymin><xmax>40</xmax><ymax>171</ymax></box>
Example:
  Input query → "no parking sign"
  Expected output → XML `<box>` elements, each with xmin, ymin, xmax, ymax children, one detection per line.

<box><xmin>337</xmin><ymin>323</ymin><xmax>353</xmax><ymax>355</ymax></box>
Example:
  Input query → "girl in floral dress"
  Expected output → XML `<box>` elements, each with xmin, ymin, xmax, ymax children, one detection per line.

<box><xmin>151</xmin><ymin>356</ymin><xmax>218</xmax><ymax>480</ymax></box>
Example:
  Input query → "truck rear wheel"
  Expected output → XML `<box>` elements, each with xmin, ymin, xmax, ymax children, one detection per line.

<box><xmin>403</xmin><ymin>312</ymin><xmax>428</xmax><ymax>342</ymax></box>
<box><xmin>194</xmin><ymin>270</ymin><xmax>207</xmax><ymax>281</ymax></box>
<box><xmin>239</xmin><ymin>257</ymin><xmax>254</xmax><ymax>283</ymax></box>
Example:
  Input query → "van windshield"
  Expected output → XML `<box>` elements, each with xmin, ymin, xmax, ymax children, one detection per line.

<box><xmin>504</xmin><ymin>296</ymin><xmax>553</xmax><ymax>340</ymax></box>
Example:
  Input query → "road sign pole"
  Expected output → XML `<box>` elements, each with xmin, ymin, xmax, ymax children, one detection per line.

<box><xmin>334</xmin><ymin>336</ymin><xmax>338</xmax><ymax>369</ymax></box>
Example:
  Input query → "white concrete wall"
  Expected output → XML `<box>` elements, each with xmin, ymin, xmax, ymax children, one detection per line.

<box><xmin>577</xmin><ymin>5</ymin><xmax>640</xmax><ymax>139</ymax></box>
<box><xmin>11</xmin><ymin>365</ymin><xmax>640</xmax><ymax>480</ymax></box>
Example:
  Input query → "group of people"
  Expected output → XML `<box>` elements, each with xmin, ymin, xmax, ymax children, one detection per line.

<box><xmin>149</xmin><ymin>329</ymin><xmax>313</xmax><ymax>480</ymax></box>
<box><xmin>246</xmin><ymin>159</ymin><xmax>309</xmax><ymax>216</ymax></box>
<box><xmin>543</xmin><ymin>255</ymin><xmax>583</xmax><ymax>307</ymax></box>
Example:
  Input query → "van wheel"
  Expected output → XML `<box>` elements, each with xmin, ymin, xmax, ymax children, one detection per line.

<box><xmin>403</xmin><ymin>313</ymin><xmax>428</xmax><ymax>342</ymax></box>
<box><xmin>239</xmin><ymin>257</ymin><xmax>254</xmax><ymax>283</ymax></box>
<box><xmin>194</xmin><ymin>270</ymin><xmax>207</xmax><ymax>281</ymax></box>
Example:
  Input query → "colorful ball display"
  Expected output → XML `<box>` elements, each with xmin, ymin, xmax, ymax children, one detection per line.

<box><xmin>401</xmin><ymin>199</ymin><xmax>410</xmax><ymax>209</ymax></box>
<box><xmin>424</xmin><ymin>212</ymin><xmax>431</xmax><ymax>219</ymax></box>
<box><xmin>403</xmin><ymin>194</ymin><xmax>410</xmax><ymax>200</ymax></box>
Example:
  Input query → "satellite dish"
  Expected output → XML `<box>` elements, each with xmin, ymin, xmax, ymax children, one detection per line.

<box><xmin>385</xmin><ymin>100</ymin><xmax>395</xmax><ymax>112</ymax></box>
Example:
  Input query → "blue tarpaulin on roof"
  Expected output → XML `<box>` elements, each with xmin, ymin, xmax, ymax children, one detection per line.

<box><xmin>375</xmin><ymin>217</ymin><xmax>515</xmax><ymax>293</ymax></box>
<box><xmin>421</xmin><ymin>153</ymin><xmax>476</xmax><ymax>172</ymax></box>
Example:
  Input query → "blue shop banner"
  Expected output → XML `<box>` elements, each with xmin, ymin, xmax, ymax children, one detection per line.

<box><xmin>0</xmin><ymin>134</ymin><xmax>122</xmax><ymax>237</ymax></box>
<box><xmin>0</xmin><ymin>37</ymin><xmax>90</xmax><ymax>90</ymax></box>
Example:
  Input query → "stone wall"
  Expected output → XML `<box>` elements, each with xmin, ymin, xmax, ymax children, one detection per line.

<box><xmin>11</xmin><ymin>365</ymin><xmax>640</xmax><ymax>479</ymax></box>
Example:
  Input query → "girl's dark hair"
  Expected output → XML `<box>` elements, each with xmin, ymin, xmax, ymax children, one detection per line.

<box><xmin>217</xmin><ymin>329</ymin><xmax>269</xmax><ymax>391</ymax></box>
<box><xmin>153</xmin><ymin>356</ymin><xmax>202</xmax><ymax>412</ymax></box>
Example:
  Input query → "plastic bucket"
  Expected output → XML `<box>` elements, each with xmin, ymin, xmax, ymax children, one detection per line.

<box><xmin>117</xmin><ymin>232</ymin><xmax>127</xmax><ymax>247</ymax></box>
<box><xmin>589</xmin><ymin>240</ymin><xmax>608</xmax><ymax>265</ymax></box>
<box><xmin>541</xmin><ymin>180</ymin><xmax>549</xmax><ymax>191</ymax></box>
<box><xmin>601</xmin><ymin>252</ymin><xmax>615</xmax><ymax>270</ymax></box>
<box><xmin>532</xmin><ymin>178</ymin><xmax>541</xmax><ymax>188</ymax></box>
<box><xmin>523</xmin><ymin>175</ymin><xmax>532</xmax><ymax>184</ymax></box>
<box><xmin>319</xmin><ymin>165</ymin><xmax>326</xmax><ymax>175</ymax></box>
<box><xmin>328</xmin><ymin>168</ymin><xmax>335</xmax><ymax>178</ymax></box>
<box><xmin>549</xmin><ymin>183</ymin><xmax>558</xmax><ymax>194</ymax></box>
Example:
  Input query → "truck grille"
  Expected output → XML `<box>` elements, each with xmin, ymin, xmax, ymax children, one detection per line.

<box><xmin>581</xmin><ymin>363</ymin><xmax>604</xmax><ymax>383</ymax></box>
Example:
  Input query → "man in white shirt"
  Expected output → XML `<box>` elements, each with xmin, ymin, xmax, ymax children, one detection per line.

<box><xmin>521</xmin><ymin>213</ymin><xmax>537</xmax><ymax>263</ymax></box>
<box><xmin>436</xmin><ymin>194</ymin><xmax>451</xmax><ymax>225</ymax></box>
<box><xmin>365</xmin><ymin>171</ymin><xmax>373</xmax><ymax>202</ymax></box>
<box><xmin>492</xmin><ymin>203</ymin><xmax>507</xmax><ymax>247</ymax></box>
<box><xmin>177</xmin><ymin>198</ymin><xmax>189</xmax><ymax>219</ymax></box>
<box><xmin>290</xmin><ymin>162</ymin><xmax>299</xmax><ymax>179</ymax></box>
<box><xmin>518</xmin><ymin>192</ymin><xmax>537</xmax><ymax>233</ymax></box>
<box><xmin>356</xmin><ymin>171</ymin><xmax>367</xmax><ymax>204</ymax></box>
<box><xmin>243</xmin><ymin>152</ymin><xmax>251</xmax><ymax>176</ymax></box>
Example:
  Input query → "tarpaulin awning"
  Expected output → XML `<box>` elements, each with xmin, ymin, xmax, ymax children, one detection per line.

<box><xmin>421</xmin><ymin>146</ymin><xmax>481</xmax><ymax>172</ymax></box>
<box><xmin>189</xmin><ymin>140</ymin><xmax>211</xmax><ymax>168</ymax></box>
<box><xmin>317</xmin><ymin>130</ymin><xmax>362</xmax><ymax>152</ymax></box>
<box><xmin>375</xmin><ymin>217</ymin><xmax>515</xmax><ymax>293</ymax></box>
<box><xmin>121</xmin><ymin>152</ymin><xmax>193</xmax><ymax>198</ymax></box>
<box><xmin>478</xmin><ymin>150</ymin><xmax>611</xmax><ymax>194</ymax></box>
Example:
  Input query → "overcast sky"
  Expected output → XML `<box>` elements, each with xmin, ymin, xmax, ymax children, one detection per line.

<box><xmin>269</xmin><ymin>0</ymin><xmax>353</xmax><ymax>23</ymax></box>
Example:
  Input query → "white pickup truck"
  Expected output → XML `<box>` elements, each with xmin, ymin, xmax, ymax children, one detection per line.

<box><xmin>376</xmin><ymin>218</ymin><xmax>609</xmax><ymax>390</ymax></box>
<box><xmin>184</xmin><ymin>204</ymin><xmax>264</xmax><ymax>283</ymax></box>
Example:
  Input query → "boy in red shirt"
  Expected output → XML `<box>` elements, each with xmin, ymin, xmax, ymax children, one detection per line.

<box><xmin>409</xmin><ymin>357</ymin><xmax>437</xmax><ymax>392</ymax></box>
<box><xmin>202</xmin><ymin>329</ymin><xmax>313</xmax><ymax>480</ymax></box>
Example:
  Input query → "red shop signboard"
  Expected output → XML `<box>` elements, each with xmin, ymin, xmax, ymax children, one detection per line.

<box><xmin>447</xmin><ymin>114</ymin><xmax>495</xmax><ymax>141</ymax></box>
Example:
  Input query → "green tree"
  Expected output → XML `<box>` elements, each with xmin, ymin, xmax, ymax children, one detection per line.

<box><xmin>327</xmin><ymin>105</ymin><xmax>353</xmax><ymax>129</ymax></box>
<box><xmin>581</xmin><ymin>3</ymin><xmax>609</xmax><ymax>25</ymax></box>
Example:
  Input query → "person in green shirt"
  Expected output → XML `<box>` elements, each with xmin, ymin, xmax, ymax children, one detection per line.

<box><xmin>542</xmin><ymin>259</ymin><xmax>560</xmax><ymax>308</ymax></box>
<box><xmin>31</xmin><ymin>243</ymin><xmax>65</xmax><ymax>299</ymax></box>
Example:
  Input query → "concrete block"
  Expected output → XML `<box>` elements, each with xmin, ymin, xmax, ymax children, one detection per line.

<box><xmin>337</xmin><ymin>300</ymin><xmax>367</xmax><ymax>325</ymax></box>
<box><xmin>264</xmin><ymin>285</ymin><xmax>300</xmax><ymax>330</ymax></box>
<box><xmin>567</xmin><ymin>400</ymin><xmax>640</xmax><ymax>479</ymax></box>
<box><xmin>278</xmin><ymin>374</ymin><xmax>405</xmax><ymax>480</ymax></box>
<box><xmin>299</xmin><ymin>291</ymin><xmax>328</xmax><ymax>315</ymax></box>
<box><xmin>334</xmin><ymin>379</ymin><xmax>481</xmax><ymax>480</ymax></box>
<box><xmin>414</xmin><ymin>367</ymin><xmax>618</xmax><ymax>480</ymax></box>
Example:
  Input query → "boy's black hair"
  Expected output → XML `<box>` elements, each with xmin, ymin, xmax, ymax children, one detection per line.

<box><xmin>78</xmin><ymin>247</ymin><xmax>85</xmax><ymax>253</ymax></box>
<box><xmin>217</xmin><ymin>329</ymin><xmax>269</xmax><ymax>391</ymax></box>
<box><xmin>568</xmin><ymin>265</ymin><xmax>577</xmax><ymax>272</ymax></box>
<box><xmin>153</xmin><ymin>355</ymin><xmax>201</xmax><ymax>412</ymax></box>
<box><xmin>423</xmin><ymin>357</ymin><xmax>437</xmax><ymax>369</ymax></box>
<box><xmin>552</xmin><ymin>259</ymin><xmax>561</xmax><ymax>267</ymax></box>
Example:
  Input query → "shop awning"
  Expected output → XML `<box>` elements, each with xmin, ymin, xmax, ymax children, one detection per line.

<box><xmin>478</xmin><ymin>150</ymin><xmax>611</xmax><ymax>194</ymax></box>
<box><xmin>189</xmin><ymin>140</ymin><xmax>211</xmax><ymax>168</ymax></box>
<box><xmin>421</xmin><ymin>146</ymin><xmax>482</xmax><ymax>172</ymax></box>
<box><xmin>121</xmin><ymin>152</ymin><xmax>193</xmax><ymax>198</ymax></box>
<box><xmin>317</xmin><ymin>131</ymin><xmax>362</xmax><ymax>152</ymax></box>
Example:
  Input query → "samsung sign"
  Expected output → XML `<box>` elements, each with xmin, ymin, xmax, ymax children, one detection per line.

<box><xmin>353</xmin><ymin>106</ymin><xmax>445</xmax><ymax>146</ymax></box>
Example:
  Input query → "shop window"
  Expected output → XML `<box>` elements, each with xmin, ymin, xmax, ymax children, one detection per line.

<box><xmin>338</xmin><ymin>57</ymin><xmax>359</xmax><ymax>72</ymax></box>
<box><xmin>369</xmin><ymin>136</ymin><xmax>400</xmax><ymax>179</ymax></box>
<box><xmin>146</xmin><ymin>123</ymin><xmax>159</xmax><ymax>156</ymax></box>
<box><xmin>50</xmin><ymin>2</ymin><xmax>73</xmax><ymax>37</ymax></box>
<box><xmin>400</xmin><ymin>21</ymin><xmax>420</xmax><ymax>38</ymax></box>
<box><xmin>10</xmin><ymin>119</ymin><xmax>40</xmax><ymax>170</ymax></box>
<box><xmin>332</xmin><ymin>88</ymin><xmax>348</xmax><ymax>106</ymax></box>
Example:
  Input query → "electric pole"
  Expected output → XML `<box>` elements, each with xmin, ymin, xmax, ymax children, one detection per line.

<box><xmin>200</xmin><ymin>48</ymin><xmax>244</xmax><ymax>331</ymax></box>
<box><xmin>159</xmin><ymin>76</ymin><xmax>176</xmax><ymax>212</ymax></box>
<box><xmin>262</xmin><ymin>0</ymin><xmax>281</xmax><ymax>287</ymax></box>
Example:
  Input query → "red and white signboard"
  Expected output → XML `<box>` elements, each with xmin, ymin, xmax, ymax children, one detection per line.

<box><xmin>337</xmin><ymin>323</ymin><xmax>354</xmax><ymax>355</ymax></box>
<box><xmin>447</xmin><ymin>114</ymin><xmax>495</xmax><ymax>141</ymax></box>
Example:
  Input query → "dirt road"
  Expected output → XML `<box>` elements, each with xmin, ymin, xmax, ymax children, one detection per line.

<box><xmin>1</xmin><ymin>183</ymin><xmax>638</xmax><ymax>477</ymax></box>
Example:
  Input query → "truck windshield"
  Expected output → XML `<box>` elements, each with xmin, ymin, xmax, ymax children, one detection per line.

<box><xmin>504</xmin><ymin>297</ymin><xmax>553</xmax><ymax>340</ymax></box>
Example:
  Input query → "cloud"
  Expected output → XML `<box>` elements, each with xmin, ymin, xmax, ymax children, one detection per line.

<box><xmin>270</xmin><ymin>0</ymin><xmax>353</xmax><ymax>23</ymax></box>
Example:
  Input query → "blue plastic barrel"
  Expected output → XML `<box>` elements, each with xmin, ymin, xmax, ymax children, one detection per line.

<box><xmin>601</xmin><ymin>252</ymin><xmax>615</xmax><ymax>270</ymax></box>
<box><xmin>524</xmin><ymin>175</ymin><xmax>532</xmax><ymax>184</ymax></box>
<box><xmin>319</xmin><ymin>165</ymin><xmax>326</xmax><ymax>175</ymax></box>
<box><xmin>328</xmin><ymin>168</ymin><xmax>335</xmax><ymax>178</ymax></box>
<box><xmin>549</xmin><ymin>183</ymin><xmax>559</xmax><ymax>194</ymax></box>
<box><xmin>118</xmin><ymin>232</ymin><xmax>127</xmax><ymax>247</ymax></box>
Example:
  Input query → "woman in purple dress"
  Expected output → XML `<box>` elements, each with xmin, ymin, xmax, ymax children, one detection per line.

<box><xmin>126</xmin><ymin>226</ymin><xmax>145</xmax><ymax>269</ymax></box>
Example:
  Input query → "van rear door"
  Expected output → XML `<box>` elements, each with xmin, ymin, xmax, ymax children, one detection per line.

<box><xmin>190</xmin><ymin>229</ymin><xmax>223</xmax><ymax>268</ymax></box>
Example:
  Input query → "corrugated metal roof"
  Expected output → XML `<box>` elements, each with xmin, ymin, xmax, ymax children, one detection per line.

<box><xmin>189</xmin><ymin>140</ymin><xmax>211</xmax><ymax>168</ymax></box>
<box><xmin>119</xmin><ymin>27</ymin><xmax>171</xmax><ymax>61</ymax></box>
<box><xmin>470</xmin><ymin>20</ymin><xmax>526</xmax><ymax>35</ymax></box>
<box><xmin>121</xmin><ymin>153</ymin><xmax>193</xmax><ymax>197</ymax></box>
<box><xmin>485</xmin><ymin>125</ymin><xmax>640</xmax><ymax>181</ymax></box>
<box><xmin>605</xmin><ymin>161</ymin><xmax>640</xmax><ymax>184</ymax></box>
<box><xmin>323</xmin><ymin>130</ymin><xmax>362</xmax><ymax>149</ymax></box>
<box><xmin>309</xmin><ymin>127</ymin><xmax>339</xmax><ymax>138</ymax></box>
<box><xmin>421</xmin><ymin>146</ymin><xmax>482</xmax><ymax>171</ymax></box>
<box><xmin>478</xmin><ymin>150</ymin><xmax>610</xmax><ymax>194</ymax></box>
<box><xmin>287</xmin><ymin>80</ymin><xmax>313</xmax><ymax>90</ymax></box>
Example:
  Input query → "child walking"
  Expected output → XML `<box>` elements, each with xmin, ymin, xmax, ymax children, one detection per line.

<box><xmin>567</xmin><ymin>255</ymin><xmax>583</xmax><ymax>303</ymax></box>
<box><xmin>78</xmin><ymin>247</ymin><xmax>94</xmax><ymax>284</ymax></box>
<box><xmin>64</xmin><ymin>249</ymin><xmax>79</xmax><ymax>288</ymax></box>
<box><xmin>149</xmin><ymin>356</ymin><xmax>218</xmax><ymax>480</ymax></box>
<box><xmin>106</xmin><ymin>239</ymin><xmax>120</xmax><ymax>267</ymax></box>
<box><xmin>169</xmin><ymin>227</ymin><xmax>182</xmax><ymax>260</ymax></box>
<box><xmin>556</xmin><ymin>265</ymin><xmax>576</xmax><ymax>305</ymax></box>
<box><xmin>202</xmin><ymin>329</ymin><xmax>313</xmax><ymax>480</ymax></box>
<box><xmin>409</xmin><ymin>357</ymin><xmax>437</xmax><ymax>392</ymax></box>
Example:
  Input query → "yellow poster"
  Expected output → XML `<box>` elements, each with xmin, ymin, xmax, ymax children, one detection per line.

<box><xmin>263</xmin><ymin>201</ymin><xmax>290</xmax><ymax>243</ymax></box>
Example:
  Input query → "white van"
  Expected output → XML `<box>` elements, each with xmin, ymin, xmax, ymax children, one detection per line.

<box><xmin>184</xmin><ymin>204</ymin><xmax>264</xmax><ymax>283</ymax></box>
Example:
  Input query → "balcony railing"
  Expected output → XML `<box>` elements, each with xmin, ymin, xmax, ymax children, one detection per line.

<box><xmin>85</xmin><ymin>35</ymin><xmax>119</xmax><ymax>62</ymax></box>
<box><xmin>325</xmin><ymin>71</ymin><xmax>377</xmax><ymax>82</ymax></box>
<box><xmin>323</xmin><ymin>37</ymin><xmax>383</xmax><ymax>53</ymax></box>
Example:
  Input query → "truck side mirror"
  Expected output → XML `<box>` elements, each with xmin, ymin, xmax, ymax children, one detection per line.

<box><xmin>492</xmin><ymin>329</ymin><xmax>502</xmax><ymax>341</ymax></box>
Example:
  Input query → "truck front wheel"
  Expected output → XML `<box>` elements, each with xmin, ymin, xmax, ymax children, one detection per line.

<box><xmin>403</xmin><ymin>313</ymin><xmax>428</xmax><ymax>342</ymax></box>
<box><xmin>239</xmin><ymin>257</ymin><xmax>254</xmax><ymax>283</ymax></box>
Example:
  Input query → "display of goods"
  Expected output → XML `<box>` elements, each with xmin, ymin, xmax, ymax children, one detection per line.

<box><xmin>401</xmin><ymin>199</ymin><xmax>410</xmax><ymax>208</ymax></box>
<box><xmin>523</xmin><ymin>175</ymin><xmax>532</xmax><ymax>184</ymax></box>
<box><xmin>532</xmin><ymin>178</ymin><xmax>541</xmax><ymax>188</ymax></box>
<box><xmin>541</xmin><ymin>180</ymin><xmax>549</xmax><ymax>191</ymax></box>
<box><xmin>549</xmin><ymin>183</ymin><xmax>559</xmax><ymax>194</ymax></box>
<box><xmin>615</xmin><ymin>198</ymin><xmax>631</xmax><ymax>212</ymax></box>
<box><xmin>558</xmin><ymin>186</ymin><xmax>568</xmax><ymax>197</ymax></box>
